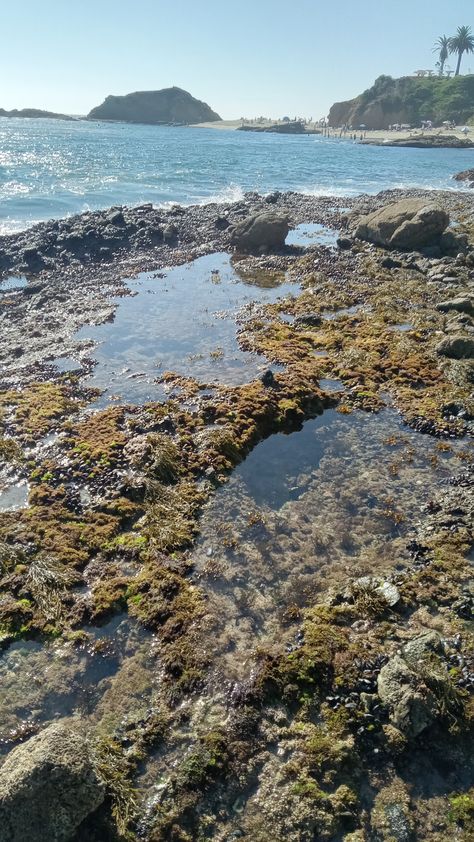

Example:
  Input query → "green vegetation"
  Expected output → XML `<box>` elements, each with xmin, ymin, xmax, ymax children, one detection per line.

<box><xmin>329</xmin><ymin>73</ymin><xmax>474</xmax><ymax>128</ymax></box>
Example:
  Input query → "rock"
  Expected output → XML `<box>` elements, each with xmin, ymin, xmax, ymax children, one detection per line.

<box><xmin>260</xmin><ymin>369</ymin><xmax>276</xmax><ymax>387</ymax></box>
<box><xmin>453</xmin><ymin>168</ymin><xmax>474</xmax><ymax>187</ymax></box>
<box><xmin>163</xmin><ymin>223</ymin><xmax>178</xmax><ymax>243</ymax></box>
<box><xmin>380</xmin><ymin>256</ymin><xmax>402</xmax><ymax>269</ymax></box>
<box><xmin>214</xmin><ymin>215</ymin><xmax>230</xmax><ymax>230</ymax></box>
<box><xmin>0</xmin><ymin>720</ymin><xmax>105</xmax><ymax>842</ymax></box>
<box><xmin>87</xmin><ymin>86</ymin><xmax>221</xmax><ymax>124</ymax></box>
<box><xmin>336</xmin><ymin>236</ymin><xmax>353</xmax><ymax>250</ymax></box>
<box><xmin>230</xmin><ymin>212</ymin><xmax>290</xmax><ymax>254</ymax></box>
<box><xmin>439</xmin><ymin>229</ymin><xmax>469</xmax><ymax>255</ymax></box>
<box><xmin>264</xmin><ymin>191</ymin><xmax>281</xmax><ymax>204</ymax></box>
<box><xmin>106</xmin><ymin>209</ymin><xmax>125</xmax><ymax>226</ymax></box>
<box><xmin>436</xmin><ymin>334</ymin><xmax>474</xmax><ymax>359</ymax></box>
<box><xmin>294</xmin><ymin>313</ymin><xmax>323</xmax><ymax>327</ymax></box>
<box><xmin>403</xmin><ymin>631</ymin><xmax>442</xmax><ymax>665</ymax></box>
<box><xmin>377</xmin><ymin>655</ymin><xmax>437</xmax><ymax>737</ymax></box>
<box><xmin>354</xmin><ymin>199</ymin><xmax>449</xmax><ymax>251</ymax></box>
<box><xmin>436</xmin><ymin>297</ymin><xmax>474</xmax><ymax>316</ymax></box>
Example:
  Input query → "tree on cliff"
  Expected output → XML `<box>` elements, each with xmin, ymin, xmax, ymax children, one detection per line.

<box><xmin>432</xmin><ymin>35</ymin><xmax>450</xmax><ymax>76</ymax></box>
<box><xmin>449</xmin><ymin>25</ymin><xmax>474</xmax><ymax>76</ymax></box>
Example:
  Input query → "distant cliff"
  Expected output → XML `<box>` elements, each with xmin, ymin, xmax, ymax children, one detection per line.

<box><xmin>0</xmin><ymin>108</ymin><xmax>75</xmax><ymax>121</ymax></box>
<box><xmin>87</xmin><ymin>87</ymin><xmax>221</xmax><ymax>125</ymax></box>
<box><xmin>329</xmin><ymin>74</ymin><xmax>474</xmax><ymax>129</ymax></box>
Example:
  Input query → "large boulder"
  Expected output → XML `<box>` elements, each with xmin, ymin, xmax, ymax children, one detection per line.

<box><xmin>230</xmin><ymin>212</ymin><xmax>290</xmax><ymax>254</ymax></box>
<box><xmin>377</xmin><ymin>655</ymin><xmax>437</xmax><ymax>738</ymax></box>
<box><xmin>354</xmin><ymin>199</ymin><xmax>449</xmax><ymax>251</ymax></box>
<box><xmin>436</xmin><ymin>297</ymin><xmax>474</xmax><ymax>316</ymax></box>
<box><xmin>453</xmin><ymin>168</ymin><xmax>474</xmax><ymax>187</ymax></box>
<box><xmin>436</xmin><ymin>334</ymin><xmax>474</xmax><ymax>359</ymax></box>
<box><xmin>0</xmin><ymin>720</ymin><xmax>105</xmax><ymax>842</ymax></box>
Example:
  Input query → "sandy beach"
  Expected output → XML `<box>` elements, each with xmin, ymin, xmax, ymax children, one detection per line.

<box><xmin>192</xmin><ymin>119</ymin><xmax>473</xmax><ymax>144</ymax></box>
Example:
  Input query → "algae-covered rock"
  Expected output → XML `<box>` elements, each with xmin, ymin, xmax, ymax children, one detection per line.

<box><xmin>377</xmin><ymin>655</ymin><xmax>437</xmax><ymax>737</ymax></box>
<box><xmin>436</xmin><ymin>334</ymin><xmax>474</xmax><ymax>359</ymax></box>
<box><xmin>230</xmin><ymin>211</ymin><xmax>290</xmax><ymax>254</ymax></box>
<box><xmin>0</xmin><ymin>720</ymin><xmax>105</xmax><ymax>842</ymax></box>
<box><xmin>354</xmin><ymin>198</ymin><xmax>449</xmax><ymax>251</ymax></box>
<box><xmin>371</xmin><ymin>779</ymin><xmax>414</xmax><ymax>841</ymax></box>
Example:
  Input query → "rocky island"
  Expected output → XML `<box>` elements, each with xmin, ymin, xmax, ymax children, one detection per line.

<box><xmin>87</xmin><ymin>86</ymin><xmax>221</xmax><ymax>125</ymax></box>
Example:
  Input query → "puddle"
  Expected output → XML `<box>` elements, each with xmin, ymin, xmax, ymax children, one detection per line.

<box><xmin>0</xmin><ymin>615</ymin><xmax>154</xmax><ymax>751</ymax></box>
<box><xmin>286</xmin><ymin>222</ymin><xmax>338</xmax><ymax>248</ymax></box>
<box><xmin>390</xmin><ymin>322</ymin><xmax>413</xmax><ymax>332</ymax></box>
<box><xmin>0</xmin><ymin>276</ymin><xmax>28</xmax><ymax>291</ymax></box>
<box><xmin>0</xmin><ymin>481</ymin><xmax>29</xmax><ymax>511</ymax></box>
<box><xmin>51</xmin><ymin>357</ymin><xmax>82</xmax><ymax>372</ymax></box>
<box><xmin>319</xmin><ymin>378</ymin><xmax>345</xmax><ymax>391</ymax></box>
<box><xmin>192</xmin><ymin>408</ymin><xmax>472</xmax><ymax>677</ymax></box>
<box><xmin>75</xmin><ymin>253</ymin><xmax>298</xmax><ymax>407</ymax></box>
<box><xmin>322</xmin><ymin>303</ymin><xmax>366</xmax><ymax>320</ymax></box>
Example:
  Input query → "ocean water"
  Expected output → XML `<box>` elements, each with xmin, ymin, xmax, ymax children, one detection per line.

<box><xmin>0</xmin><ymin>117</ymin><xmax>472</xmax><ymax>234</ymax></box>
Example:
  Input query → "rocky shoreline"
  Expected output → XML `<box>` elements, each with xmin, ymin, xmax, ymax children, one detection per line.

<box><xmin>1</xmin><ymin>189</ymin><xmax>474</xmax><ymax>841</ymax></box>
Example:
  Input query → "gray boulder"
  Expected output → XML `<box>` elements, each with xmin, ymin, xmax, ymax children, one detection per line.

<box><xmin>0</xmin><ymin>720</ymin><xmax>105</xmax><ymax>842</ymax></box>
<box><xmin>354</xmin><ymin>199</ymin><xmax>449</xmax><ymax>251</ymax></box>
<box><xmin>377</xmin><ymin>656</ymin><xmax>437</xmax><ymax>738</ymax></box>
<box><xmin>436</xmin><ymin>297</ymin><xmax>474</xmax><ymax>316</ymax></box>
<box><xmin>230</xmin><ymin>211</ymin><xmax>290</xmax><ymax>254</ymax></box>
<box><xmin>436</xmin><ymin>334</ymin><xmax>474</xmax><ymax>359</ymax></box>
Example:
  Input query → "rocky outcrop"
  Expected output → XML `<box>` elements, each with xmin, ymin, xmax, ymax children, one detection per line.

<box><xmin>329</xmin><ymin>73</ymin><xmax>474</xmax><ymax>129</ymax></box>
<box><xmin>377</xmin><ymin>633</ymin><xmax>447</xmax><ymax>738</ymax></box>
<box><xmin>0</xmin><ymin>720</ymin><xmax>104</xmax><ymax>842</ymax></box>
<box><xmin>230</xmin><ymin>211</ymin><xmax>290</xmax><ymax>254</ymax></box>
<box><xmin>0</xmin><ymin>108</ymin><xmax>75</xmax><ymax>121</ymax></box>
<box><xmin>238</xmin><ymin>121</ymin><xmax>307</xmax><ymax>134</ymax></box>
<box><xmin>436</xmin><ymin>334</ymin><xmax>474</xmax><ymax>359</ymax></box>
<box><xmin>436</xmin><ymin>297</ymin><xmax>474</xmax><ymax>316</ymax></box>
<box><xmin>363</xmin><ymin>134</ymin><xmax>474</xmax><ymax>149</ymax></box>
<box><xmin>353</xmin><ymin>199</ymin><xmax>449</xmax><ymax>251</ymax></box>
<box><xmin>454</xmin><ymin>168</ymin><xmax>474</xmax><ymax>187</ymax></box>
<box><xmin>87</xmin><ymin>87</ymin><xmax>221</xmax><ymax>125</ymax></box>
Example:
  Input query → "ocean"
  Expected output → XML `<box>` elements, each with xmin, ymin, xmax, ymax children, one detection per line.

<box><xmin>0</xmin><ymin>116</ymin><xmax>472</xmax><ymax>234</ymax></box>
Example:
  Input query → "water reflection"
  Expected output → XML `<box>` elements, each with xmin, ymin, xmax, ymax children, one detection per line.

<box><xmin>76</xmin><ymin>253</ymin><xmax>298</xmax><ymax>407</ymax></box>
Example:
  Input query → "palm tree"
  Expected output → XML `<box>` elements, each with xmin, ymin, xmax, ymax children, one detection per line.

<box><xmin>449</xmin><ymin>25</ymin><xmax>474</xmax><ymax>76</ymax></box>
<box><xmin>432</xmin><ymin>35</ymin><xmax>450</xmax><ymax>76</ymax></box>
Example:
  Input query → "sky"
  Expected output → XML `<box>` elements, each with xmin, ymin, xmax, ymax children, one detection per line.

<box><xmin>2</xmin><ymin>0</ymin><xmax>473</xmax><ymax>118</ymax></box>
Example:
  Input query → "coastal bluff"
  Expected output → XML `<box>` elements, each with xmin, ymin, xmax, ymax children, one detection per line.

<box><xmin>87</xmin><ymin>86</ymin><xmax>221</xmax><ymax>125</ymax></box>
<box><xmin>329</xmin><ymin>74</ymin><xmax>474</xmax><ymax>129</ymax></box>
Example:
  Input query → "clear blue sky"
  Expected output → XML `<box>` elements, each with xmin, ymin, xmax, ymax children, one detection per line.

<box><xmin>2</xmin><ymin>0</ymin><xmax>473</xmax><ymax>118</ymax></box>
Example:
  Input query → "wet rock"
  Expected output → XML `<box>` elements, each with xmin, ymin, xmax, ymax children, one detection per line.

<box><xmin>214</xmin><ymin>215</ymin><xmax>230</xmax><ymax>230</ymax></box>
<box><xmin>0</xmin><ymin>720</ymin><xmax>105</xmax><ymax>842</ymax></box>
<box><xmin>260</xmin><ymin>369</ymin><xmax>276</xmax><ymax>387</ymax></box>
<box><xmin>336</xmin><ymin>236</ymin><xmax>353</xmax><ymax>250</ymax></box>
<box><xmin>440</xmin><ymin>229</ymin><xmax>469</xmax><ymax>255</ymax></box>
<box><xmin>377</xmin><ymin>655</ymin><xmax>437</xmax><ymax>737</ymax></box>
<box><xmin>163</xmin><ymin>223</ymin><xmax>178</xmax><ymax>243</ymax></box>
<box><xmin>402</xmin><ymin>631</ymin><xmax>443</xmax><ymax>665</ymax></box>
<box><xmin>436</xmin><ymin>297</ymin><xmax>473</xmax><ymax>316</ymax></box>
<box><xmin>230</xmin><ymin>211</ymin><xmax>290</xmax><ymax>254</ymax></box>
<box><xmin>371</xmin><ymin>780</ymin><xmax>414</xmax><ymax>842</ymax></box>
<box><xmin>436</xmin><ymin>334</ymin><xmax>474</xmax><ymax>359</ymax></box>
<box><xmin>353</xmin><ymin>199</ymin><xmax>449</xmax><ymax>251</ymax></box>
<box><xmin>380</xmin><ymin>256</ymin><xmax>402</xmax><ymax>269</ymax></box>
<box><xmin>294</xmin><ymin>312</ymin><xmax>322</xmax><ymax>327</ymax></box>
<box><xmin>453</xmin><ymin>168</ymin><xmax>474</xmax><ymax>187</ymax></box>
